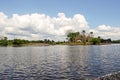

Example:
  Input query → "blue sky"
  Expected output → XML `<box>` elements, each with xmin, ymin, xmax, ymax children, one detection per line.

<box><xmin>0</xmin><ymin>0</ymin><xmax>120</xmax><ymax>40</ymax></box>
<box><xmin>0</xmin><ymin>0</ymin><xmax>120</xmax><ymax>28</ymax></box>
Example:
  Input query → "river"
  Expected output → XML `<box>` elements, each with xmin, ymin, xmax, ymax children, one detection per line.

<box><xmin>0</xmin><ymin>44</ymin><xmax>120</xmax><ymax>80</ymax></box>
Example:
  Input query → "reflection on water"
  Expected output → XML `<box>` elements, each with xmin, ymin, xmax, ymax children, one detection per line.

<box><xmin>0</xmin><ymin>44</ymin><xmax>120</xmax><ymax>80</ymax></box>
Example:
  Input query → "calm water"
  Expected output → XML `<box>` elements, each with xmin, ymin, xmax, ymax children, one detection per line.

<box><xmin>0</xmin><ymin>44</ymin><xmax>120</xmax><ymax>80</ymax></box>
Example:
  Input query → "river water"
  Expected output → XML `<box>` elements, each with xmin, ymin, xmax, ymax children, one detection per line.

<box><xmin>0</xmin><ymin>44</ymin><xmax>120</xmax><ymax>80</ymax></box>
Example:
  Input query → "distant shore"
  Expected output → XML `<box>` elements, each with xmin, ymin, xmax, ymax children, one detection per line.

<box><xmin>22</xmin><ymin>43</ymin><xmax>50</xmax><ymax>46</ymax></box>
<box><xmin>12</xmin><ymin>42</ymin><xmax>112</xmax><ymax>47</ymax></box>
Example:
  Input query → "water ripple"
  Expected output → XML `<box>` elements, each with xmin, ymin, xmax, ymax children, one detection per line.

<box><xmin>0</xmin><ymin>44</ymin><xmax>120</xmax><ymax>79</ymax></box>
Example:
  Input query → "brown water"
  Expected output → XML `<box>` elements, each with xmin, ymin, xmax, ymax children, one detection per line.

<box><xmin>0</xmin><ymin>44</ymin><xmax>120</xmax><ymax>80</ymax></box>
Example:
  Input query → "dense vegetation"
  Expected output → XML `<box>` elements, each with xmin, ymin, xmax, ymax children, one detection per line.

<box><xmin>0</xmin><ymin>38</ymin><xmax>56</xmax><ymax>46</ymax></box>
<box><xmin>112</xmin><ymin>40</ymin><xmax>120</xmax><ymax>43</ymax></box>
<box><xmin>0</xmin><ymin>40</ymin><xmax>8</xmax><ymax>46</ymax></box>
<box><xmin>66</xmin><ymin>30</ymin><xmax>118</xmax><ymax>45</ymax></box>
<box><xmin>67</xmin><ymin>30</ymin><xmax>96</xmax><ymax>45</ymax></box>
<box><xmin>90</xmin><ymin>38</ymin><xmax>101</xmax><ymax>45</ymax></box>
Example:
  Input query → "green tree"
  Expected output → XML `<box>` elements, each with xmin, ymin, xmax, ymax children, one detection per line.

<box><xmin>4</xmin><ymin>37</ymin><xmax>8</xmax><ymax>40</ymax></box>
<box><xmin>12</xmin><ymin>39</ymin><xmax>29</xmax><ymax>46</ymax></box>
<box><xmin>0</xmin><ymin>40</ymin><xmax>8</xmax><ymax>46</ymax></box>
<box><xmin>0</xmin><ymin>36</ymin><xmax>8</xmax><ymax>46</ymax></box>
<box><xmin>67</xmin><ymin>32</ymin><xmax>80</xmax><ymax>42</ymax></box>
<box><xmin>90</xmin><ymin>38</ymin><xmax>101</xmax><ymax>45</ymax></box>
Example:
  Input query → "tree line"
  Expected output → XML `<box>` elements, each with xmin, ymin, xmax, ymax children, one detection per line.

<box><xmin>0</xmin><ymin>38</ymin><xmax>56</xmax><ymax>46</ymax></box>
<box><xmin>0</xmin><ymin>30</ymin><xmax>119</xmax><ymax>46</ymax></box>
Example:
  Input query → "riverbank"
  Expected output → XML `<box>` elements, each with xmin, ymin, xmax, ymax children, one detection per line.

<box><xmin>0</xmin><ymin>38</ymin><xmax>118</xmax><ymax>46</ymax></box>
<box><xmin>9</xmin><ymin>43</ymin><xmax>50</xmax><ymax>47</ymax></box>
<box><xmin>0</xmin><ymin>39</ymin><xmax>115</xmax><ymax>47</ymax></box>
<box><xmin>7</xmin><ymin>42</ymin><xmax>112</xmax><ymax>47</ymax></box>
<box><xmin>21</xmin><ymin>43</ymin><xmax>50</xmax><ymax>46</ymax></box>
<box><xmin>95</xmin><ymin>71</ymin><xmax>120</xmax><ymax>80</ymax></box>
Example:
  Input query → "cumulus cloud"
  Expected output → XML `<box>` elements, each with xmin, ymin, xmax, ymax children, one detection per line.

<box><xmin>94</xmin><ymin>25</ymin><xmax>120</xmax><ymax>40</ymax></box>
<box><xmin>0</xmin><ymin>12</ymin><xmax>120</xmax><ymax>40</ymax></box>
<box><xmin>0</xmin><ymin>12</ymin><xmax>89</xmax><ymax>40</ymax></box>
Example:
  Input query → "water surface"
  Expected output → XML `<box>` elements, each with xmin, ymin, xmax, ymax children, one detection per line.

<box><xmin>0</xmin><ymin>44</ymin><xmax>120</xmax><ymax>80</ymax></box>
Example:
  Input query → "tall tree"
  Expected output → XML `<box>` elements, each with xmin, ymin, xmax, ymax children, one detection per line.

<box><xmin>82</xmin><ymin>30</ymin><xmax>86</xmax><ymax>35</ymax></box>
<box><xmin>82</xmin><ymin>30</ymin><xmax>86</xmax><ymax>44</ymax></box>
<box><xmin>67</xmin><ymin>32</ymin><xmax>80</xmax><ymax>42</ymax></box>
<box><xmin>90</xmin><ymin>32</ymin><xmax>93</xmax><ymax>37</ymax></box>
<box><xmin>4</xmin><ymin>37</ymin><xmax>8</xmax><ymax>40</ymax></box>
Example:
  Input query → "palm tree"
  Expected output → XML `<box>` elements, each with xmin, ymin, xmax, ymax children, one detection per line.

<box><xmin>86</xmin><ymin>31</ymin><xmax>93</xmax><ymax>42</ymax></box>
<box><xmin>90</xmin><ymin>32</ymin><xmax>93</xmax><ymax>37</ymax></box>
<box><xmin>82</xmin><ymin>30</ymin><xmax>86</xmax><ymax>35</ymax></box>
<box><xmin>98</xmin><ymin>36</ymin><xmax>101</xmax><ymax>39</ymax></box>
<box><xmin>4</xmin><ymin>37</ymin><xmax>7</xmax><ymax>40</ymax></box>
<box><xmin>82</xmin><ymin>30</ymin><xmax>86</xmax><ymax>45</ymax></box>
<box><xmin>75</xmin><ymin>32</ymin><xmax>80</xmax><ymax>42</ymax></box>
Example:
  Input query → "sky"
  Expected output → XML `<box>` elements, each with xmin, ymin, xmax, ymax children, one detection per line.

<box><xmin>0</xmin><ymin>0</ymin><xmax>120</xmax><ymax>40</ymax></box>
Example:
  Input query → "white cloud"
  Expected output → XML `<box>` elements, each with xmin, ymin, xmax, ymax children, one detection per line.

<box><xmin>97</xmin><ymin>25</ymin><xmax>112</xmax><ymax>31</ymax></box>
<box><xmin>93</xmin><ymin>25</ymin><xmax>120</xmax><ymax>40</ymax></box>
<box><xmin>0</xmin><ymin>12</ymin><xmax>89</xmax><ymax>41</ymax></box>
<box><xmin>0</xmin><ymin>12</ymin><xmax>120</xmax><ymax>40</ymax></box>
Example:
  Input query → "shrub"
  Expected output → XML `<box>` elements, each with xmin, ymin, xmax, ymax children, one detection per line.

<box><xmin>0</xmin><ymin>40</ymin><xmax>8</xmax><ymax>46</ymax></box>
<box><xmin>90</xmin><ymin>38</ymin><xmax>101</xmax><ymax>45</ymax></box>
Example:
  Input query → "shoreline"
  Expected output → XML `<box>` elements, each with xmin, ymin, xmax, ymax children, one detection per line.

<box><xmin>95</xmin><ymin>71</ymin><xmax>120</xmax><ymax>80</ymax></box>
<box><xmin>5</xmin><ymin>42</ymin><xmax>113</xmax><ymax>47</ymax></box>
<box><xmin>21</xmin><ymin>43</ymin><xmax>50</xmax><ymax>46</ymax></box>
<box><xmin>1</xmin><ymin>42</ymin><xmax>119</xmax><ymax>47</ymax></box>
